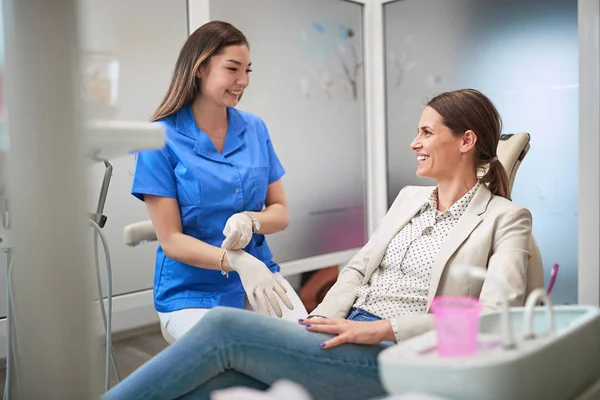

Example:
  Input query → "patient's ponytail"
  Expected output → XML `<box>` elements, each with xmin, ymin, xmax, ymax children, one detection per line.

<box><xmin>481</xmin><ymin>156</ymin><xmax>510</xmax><ymax>200</ymax></box>
<box><xmin>427</xmin><ymin>88</ymin><xmax>511</xmax><ymax>200</ymax></box>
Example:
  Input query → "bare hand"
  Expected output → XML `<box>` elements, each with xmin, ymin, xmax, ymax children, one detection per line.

<box><xmin>298</xmin><ymin>318</ymin><xmax>396</xmax><ymax>349</ymax></box>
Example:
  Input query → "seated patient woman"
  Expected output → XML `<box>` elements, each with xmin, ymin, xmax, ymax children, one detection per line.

<box><xmin>104</xmin><ymin>89</ymin><xmax>537</xmax><ymax>400</ymax></box>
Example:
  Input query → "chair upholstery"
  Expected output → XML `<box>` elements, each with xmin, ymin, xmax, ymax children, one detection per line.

<box><xmin>497</xmin><ymin>132</ymin><xmax>531</xmax><ymax>196</ymax></box>
<box><xmin>123</xmin><ymin>220</ymin><xmax>156</xmax><ymax>247</ymax></box>
<box><xmin>495</xmin><ymin>132</ymin><xmax>543</xmax><ymax>295</ymax></box>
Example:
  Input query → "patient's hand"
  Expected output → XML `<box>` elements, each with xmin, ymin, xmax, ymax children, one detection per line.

<box><xmin>298</xmin><ymin>318</ymin><xmax>396</xmax><ymax>349</ymax></box>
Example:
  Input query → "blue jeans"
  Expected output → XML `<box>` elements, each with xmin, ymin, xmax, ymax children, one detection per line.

<box><xmin>347</xmin><ymin>308</ymin><xmax>383</xmax><ymax>322</ymax></box>
<box><xmin>103</xmin><ymin>307</ymin><xmax>390</xmax><ymax>400</ymax></box>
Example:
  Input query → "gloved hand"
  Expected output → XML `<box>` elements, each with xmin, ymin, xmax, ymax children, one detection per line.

<box><xmin>221</xmin><ymin>213</ymin><xmax>253</xmax><ymax>250</ymax></box>
<box><xmin>225</xmin><ymin>250</ymin><xmax>294</xmax><ymax>317</ymax></box>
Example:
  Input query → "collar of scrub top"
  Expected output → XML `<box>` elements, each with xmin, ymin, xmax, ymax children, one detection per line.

<box><xmin>176</xmin><ymin>105</ymin><xmax>248</xmax><ymax>162</ymax></box>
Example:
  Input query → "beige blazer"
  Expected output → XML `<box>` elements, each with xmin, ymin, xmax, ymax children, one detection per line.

<box><xmin>310</xmin><ymin>184</ymin><xmax>542</xmax><ymax>340</ymax></box>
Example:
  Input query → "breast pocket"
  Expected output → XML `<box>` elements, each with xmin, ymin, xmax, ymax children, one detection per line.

<box><xmin>174</xmin><ymin>163</ymin><xmax>202</xmax><ymax>206</ymax></box>
<box><xmin>250</xmin><ymin>166</ymin><xmax>270</xmax><ymax>209</ymax></box>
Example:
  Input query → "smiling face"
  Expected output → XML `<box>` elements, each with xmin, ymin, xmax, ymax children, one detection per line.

<box><xmin>411</xmin><ymin>106</ymin><xmax>477</xmax><ymax>182</ymax></box>
<box><xmin>197</xmin><ymin>44</ymin><xmax>252</xmax><ymax>108</ymax></box>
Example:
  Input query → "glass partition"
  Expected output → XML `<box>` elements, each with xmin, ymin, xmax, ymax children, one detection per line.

<box><xmin>384</xmin><ymin>0</ymin><xmax>578</xmax><ymax>303</ymax></box>
<box><xmin>78</xmin><ymin>0</ymin><xmax>189</xmax><ymax>296</ymax></box>
<box><xmin>0</xmin><ymin>1</ymin><xmax>7</xmax><ymax>318</ymax></box>
<box><xmin>211</xmin><ymin>0</ymin><xmax>368</xmax><ymax>262</ymax></box>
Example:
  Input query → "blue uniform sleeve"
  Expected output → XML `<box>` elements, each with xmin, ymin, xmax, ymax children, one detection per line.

<box><xmin>131</xmin><ymin>146</ymin><xmax>177</xmax><ymax>202</ymax></box>
<box><xmin>267</xmin><ymin>137</ymin><xmax>285</xmax><ymax>184</ymax></box>
<box><xmin>261</xmin><ymin>121</ymin><xmax>285</xmax><ymax>184</ymax></box>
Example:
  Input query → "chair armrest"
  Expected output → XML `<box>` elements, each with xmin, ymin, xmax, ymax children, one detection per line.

<box><xmin>123</xmin><ymin>220</ymin><xmax>157</xmax><ymax>247</ymax></box>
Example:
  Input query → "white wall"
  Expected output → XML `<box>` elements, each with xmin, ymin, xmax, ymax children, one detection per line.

<box><xmin>189</xmin><ymin>0</ymin><xmax>210</xmax><ymax>32</ymax></box>
<box><xmin>578</xmin><ymin>0</ymin><xmax>600</xmax><ymax>306</ymax></box>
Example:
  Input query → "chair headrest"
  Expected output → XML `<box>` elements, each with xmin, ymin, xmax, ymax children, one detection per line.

<box><xmin>496</xmin><ymin>132</ymin><xmax>531</xmax><ymax>197</ymax></box>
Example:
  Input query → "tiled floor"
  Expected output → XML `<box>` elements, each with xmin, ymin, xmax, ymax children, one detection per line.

<box><xmin>0</xmin><ymin>324</ymin><xmax>169</xmax><ymax>395</ymax></box>
<box><xmin>105</xmin><ymin>325</ymin><xmax>169</xmax><ymax>388</ymax></box>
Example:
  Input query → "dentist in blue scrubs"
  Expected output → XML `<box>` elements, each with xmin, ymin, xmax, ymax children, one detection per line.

<box><xmin>132</xmin><ymin>21</ymin><xmax>307</xmax><ymax>341</ymax></box>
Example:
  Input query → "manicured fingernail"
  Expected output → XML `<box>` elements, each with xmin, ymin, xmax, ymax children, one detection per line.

<box><xmin>320</xmin><ymin>343</ymin><xmax>325</xmax><ymax>348</ymax></box>
<box><xmin>305</xmin><ymin>324</ymin><xmax>311</xmax><ymax>328</ymax></box>
<box><xmin>298</xmin><ymin>319</ymin><xmax>304</xmax><ymax>322</ymax></box>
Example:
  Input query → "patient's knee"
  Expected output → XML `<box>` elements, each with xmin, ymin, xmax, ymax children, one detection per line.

<box><xmin>200</xmin><ymin>307</ymin><xmax>252</xmax><ymax>330</ymax></box>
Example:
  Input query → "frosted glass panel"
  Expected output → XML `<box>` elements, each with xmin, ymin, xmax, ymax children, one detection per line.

<box><xmin>210</xmin><ymin>0</ymin><xmax>367</xmax><ymax>262</ymax></box>
<box><xmin>0</xmin><ymin>4</ymin><xmax>7</xmax><ymax>318</ymax></box>
<box><xmin>78</xmin><ymin>0</ymin><xmax>188</xmax><ymax>296</ymax></box>
<box><xmin>384</xmin><ymin>0</ymin><xmax>578</xmax><ymax>303</ymax></box>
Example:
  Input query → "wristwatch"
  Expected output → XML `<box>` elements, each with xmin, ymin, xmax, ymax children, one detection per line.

<box><xmin>243</xmin><ymin>211</ymin><xmax>260</xmax><ymax>233</ymax></box>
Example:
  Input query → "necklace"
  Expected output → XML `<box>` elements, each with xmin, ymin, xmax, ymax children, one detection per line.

<box><xmin>198</xmin><ymin>117</ymin><xmax>227</xmax><ymax>139</ymax></box>
<box><xmin>205</xmin><ymin>132</ymin><xmax>226</xmax><ymax>140</ymax></box>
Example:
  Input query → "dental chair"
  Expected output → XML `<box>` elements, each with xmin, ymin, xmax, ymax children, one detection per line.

<box><xmin>497</xmin><ymin>133</ymin><xmax>530</xmax><ymax>197</ymax></box>
<box><xmin>123</xmin><ymin>221</ymin><xmax>173</xmax><ymax>343</ymax></box>
<box><xmin>495</xmin><ymin>133</ymin><xmax>544</xmax><ymax>296</ymax></box>
<box><xmin>123</xmin><ymin>132</ymin><xmax>542</xmax><ymax>344</ymax></box>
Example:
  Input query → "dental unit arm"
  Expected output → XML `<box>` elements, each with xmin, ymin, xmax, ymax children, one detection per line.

<box><xmin>90</xmin><ymin>159</ymin><xmax>112</xmax><ymax>229</ymax></box>
<box><xmin>85</xmin><ymin>119</ymin><xmax>165</xmax><ymax>391</ymax></box>
<box><xmin>0</xmin><ymin>118</ymin><xmax>165</xmax><ymax>399</ymax></box>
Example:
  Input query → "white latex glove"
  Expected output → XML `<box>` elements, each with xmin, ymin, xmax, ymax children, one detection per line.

<box><xmin>225</xmin><ymin>250</ymin><xmax>294</xmax><ymax>317</ymax></box>
<box><xmin>221</xmin><ymin>213</ymin><xmax>253</xmax><ymax>250</ymax></box>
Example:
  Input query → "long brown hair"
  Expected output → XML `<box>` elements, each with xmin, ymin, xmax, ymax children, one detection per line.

<box><xmin>151</xmin><ymin>21</ymin><xmax>249</xmax><ymax>122</ymax></box>
<box><xmin>427</xmin><ymin>89</ymin><xmax>510</xmax><ymax>199</ymax></box>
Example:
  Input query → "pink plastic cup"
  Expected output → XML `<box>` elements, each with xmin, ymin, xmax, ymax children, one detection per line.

<box><xmin>430</xmin><ymin>296</ymin><xmax>483</xmax><ymax>357</ymax></box>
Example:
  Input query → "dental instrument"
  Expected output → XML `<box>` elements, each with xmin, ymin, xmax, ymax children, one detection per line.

<box><xmin>547</xmin><ymin>262</ymin><xmax>559</xmax><ymax>295</ymax></box>
<box><xmin>522</xmin><ymin>287</ymin><xmax>555</xmax><ymax>339</ymax></box>
<box><xmin>448</xmin><ymin>264</ymin><xmax>517</xmax><ymax>350</ymax></box>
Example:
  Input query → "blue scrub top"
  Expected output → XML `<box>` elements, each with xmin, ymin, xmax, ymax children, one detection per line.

<box><xmin>131</xmin><ymin>105</ymin><xmax>285</xmax><ymax>313</ymax></box>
